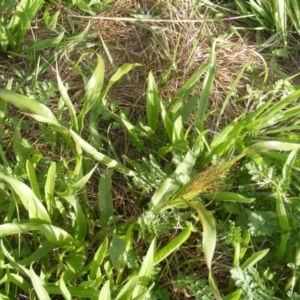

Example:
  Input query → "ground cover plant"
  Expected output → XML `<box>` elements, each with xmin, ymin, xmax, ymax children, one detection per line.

<box><xmin>0</xmin><ymin>0</ymin><xmax>300</xmax><ymax>299</ymax></box>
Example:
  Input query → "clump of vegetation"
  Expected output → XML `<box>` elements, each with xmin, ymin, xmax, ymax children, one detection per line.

<box><xmin>0</xmin><ymin>0</ymin><xmax>299</xmax><ymax>299</ymax></box>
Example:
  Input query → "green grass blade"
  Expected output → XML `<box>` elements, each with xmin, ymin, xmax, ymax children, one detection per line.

<box><xmin>46</xmin><ymin>285</ymin><xmax>100</xmax><ymax>298</ymax></box>
<box><xmin>62</xmin><ymin>196</ymin><xmax>87</xmax><ymax>242</ymax></box>
<box><xmin>98</xmin><ymin>169</ymin><xmax>114</xmax><ymax>229</ymax></box>
<box><xmin>26</xmin><ymin>160</ymin><xmax>41</xmax><ymax>199</ymax></box>
<box><xmin>27</xmin><ymin>32</ymin><xmax>65</xmax><ymax>51</ymax></box>
<box><xmin>0</xmin><ymin>173</ymin><xmax>51</xmax><ymax>223</ymax></box>
<box><xmin>0</xmin><ymin>89</ymin><xmax>57</xmax><ymax>121</ymax></box>
<box><xmin>196</xmin><ymin>39</ymin><xmax>217</xmax><ymax>131</ymax></box>
<box><xmin>58</xmin><ymin>164</ymin><xmax>98</xmax><ymax>197</ymax></box>
<box><xmin>120</xmin><ymin>111</ymin><xmax>145</xmax><ymax>151</ymax></box>
<box><xmin>99</xmin><ymin>280</ymin><xmax>111</xmax><ymax>300</ymax></box>
<box><xmin>132</xmin><ymin>238</ymin><xmax>156</xmax><ymax>298</ymax></box>
<box><xmin>78</xmin><ymin>54</ymin><xmax>105</xmax><ymax>133</ymax></box>
<box><xmin>19</xmin><ymin>240</ymin><xmax>53</xmax><ymax>266</ymax></box>
<box><xmin>201</xmin><ymin>192</ymin><xmax>255</xmax><ymax>203</ymax></box>
<box><xmin>13</xmin><ymin>120</ymin><xmax>29</xmax><ymax>166</ymax></box>
<box><xmin>146</xmin><ymin>71</ymin><xmax>160</xmax><ymax>132</ymax></box>
<box><xmin>172</xmin><ymin>115</ymin><xmax>185</xmax><ymax>146</ymax></box>
<box><xmin>154</xmin><ymin>223</ymin><xmax>192</xmax><ymax>265</ymax></box>
<box><xmin>70</xmin><ymin>129</ymin><xmax>135</xmax><ymax>177</ymax></box>
<box><xmin>63</xmin><ymin>245</ymin><xmax>86</xmax><ymax>282</ymax></box>
<box><xmin>150</xmin><ymin>150</ymin><xmax>196</xmax><ymax>212</ymax></box>
<box><xmin>169</xmin><ymin>62</ymin><xmax>210</xmax><ymax>110</ymax></box>
<box><xmin>56</xmin><ymin>68</ymin><xmax>78</xmax><ymax>132</ymax></box>
<box><xmin>1</xmin><ymin>240</ymin><xmax>30</xmax><ymax>277</ymax></box>
<box><xmin>160</xmin><ymin>101</ymin><xmax>173</xmax><ymax>141</ymax></box>
<box><xmin>0</xmin><ymin>223</ymin><xmax>76</xmax><ymax>247</ymax></box>
<box><xmin>187</xmin><ymin>201</ymin><xmax>216</xmax><ymax>272</ymax></box>
<box><xmin>280</xmin><ymin>149</ymin><xmax>297</xmax><ymax>193</ymax></box>
<box><xmin>59</xmin><ymin>278</ymin><xmax>72</xmax><ymax>300</ymax></box>
<box><xmin>30</xmin><ymin>263</ymin><xmax>51</xmax><ymax>300</ymax></box>
<box><xmin>102</xmin><ymin>63</ymin><xmax>141</xmax><ymax>99</ymax></box>
<box><xmin>115</xmin><ymin>276</ymin><xmax>138</xmax><ymax>300</ymax></box>
<box><xmin>246</xmin><ymin>141</ymin><xmax>300</xmax><ymax>153</ymax></box>
<box><xmin>187</xmin><ymin>200</ymin><xmax>221</xmax><ymax>299</ymax></box>
<box><xmin>109</xmin><ymin>233</ymin><xmax>125</xmax><ymax>270</ymax></box>
<box><xmin>8</xmin><ymin>273</ymin><xmax>30</xmax><ymax>294</ymax></box>
<box><xmin>215</xmin><ymin>63</ymin><xmax>248</xmax><ymax>131</ymax></box>
<box><xmin>89</xmin><ymin>237</ymin><xmax>109</xmax><ymax>280</ymax></box>
<box><xmin>45</xmin><ymin>162</ymin><xmax>56</xmax><ymax>214</ymax></box>
<box><xmin>241</xmin><ymin>249</ymin><xmax>269</xmax><ymax>269</ymax></box>
<box><xmin>223</xmin><ymin>289</ymin><xmax>242</xmax><ymax>300</ymax></box>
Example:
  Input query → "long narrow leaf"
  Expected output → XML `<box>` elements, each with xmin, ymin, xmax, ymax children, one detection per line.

<box><xmin>0</xmin><ymin>174</ymin><xmax>51</xmax><ymax>223</ymax></box>
<box><xmin>146</xmin><ymin>71</ymin><xmax>160</xmax><ymax>132</ymax></box>
<box><xmin>0</xmin><ymin>223</ymin><xmax>76</xmax><ymax>247</ymax></box>
<box><xmin>0</xmin><ymin>89</ymin><xmax>57</xmax><ymax>121</ymax></box>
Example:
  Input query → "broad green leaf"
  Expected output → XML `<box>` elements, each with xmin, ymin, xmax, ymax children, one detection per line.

<box><xmin>146</xmin><ymin>71</ymin><xmax>160</xmax><ymax>131</ymax></box>
<box><xmin>0</xmin><ymin>223</ymin><xmax>76</xmax><ymax>247</ymax></box>
<box><xmin>78</xmin><ymin>54</ymin><xmax>105</xmax><ymax>133</ymax></box>
<box><xmin>99</xmin><ymin>280</ymin><xmax>111</xmax><ymax>300</ymax></box>
<box><xmin>98</xmin><ymin>169</ymin><xmax>114</xmax><ymax>228</ymax></box>
<box><xmin>30</xmin><ymin>263</ymin><xmax>51</xmax><ymax>300</ymax></box>
<box><xmin>0</xmin><ymin>174</ymin><xmax>51</xmax><ymax>223</ymax></box>
<box><xmin>70</xmin><ymin>129</ymin><xmax>135</xmax><ymax>177</ymax></box>
<box><xmin>154</xmin><ymin>223</ymin><xmax>192</xmax><ymax>265</ymax></box>
<box><xmin>201</xmin><ymin>192</ymin><xmax>255</xmax><ymax>203</ymax></box>
<box><xmin>241</xmin><ymin>249</ymin><xmax>269</xmax><ymax>269</ymax></box>
<box><xmin>89</xmin><ymin>237</ymin><xmax>109</xmax><ymax>280</ymax></box>
<box><xmin>0</xmin><ymin>89</ymin><xmax>57</xmax><ymax>121</ymax></box>
<box><xmin>132</xmin><ymin>238</ymin><xmax>156</xmax><ymax>298</ymax></box>
<box><xmin>26</xmin><ymin>160</ymin><xmax>41</xmax><ymax>199</ymax></box>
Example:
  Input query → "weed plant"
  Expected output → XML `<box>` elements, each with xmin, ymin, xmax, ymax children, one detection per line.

<box><xmin>0</xmin><ymin>1</ymin><xmax>300</xmax><ymax>299</ymax></box>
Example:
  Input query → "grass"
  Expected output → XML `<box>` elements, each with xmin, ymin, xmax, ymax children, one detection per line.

<box><xmin>0</xmin><ymin>0</ymin><xmax>300</xmax><ymax>299</ymax></box>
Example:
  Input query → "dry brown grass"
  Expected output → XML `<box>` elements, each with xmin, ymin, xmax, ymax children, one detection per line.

<box><xmin>63</xmin><ymin>0</ymin><xmax>265</xmax><ymax>127</ymax></box>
